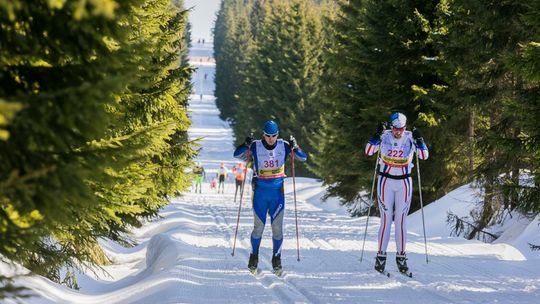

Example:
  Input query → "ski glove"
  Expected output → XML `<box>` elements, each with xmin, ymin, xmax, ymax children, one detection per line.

<box><xmin>412</xmin><ymin>128</ymin><xmax>422</xmax><ymax>139</ymax></box>
<box><xmin>412</xmin><ymin>128</ymin><xmax>425</xmax><ymax>145</ymax></box>
<box><xmin>244</xmin><ymin>136</ymin><xmax>253</xmax><ymax>146</ymax></box>
<box><xmin>373</xmin><ymin>122</ymin><xmax>386</xmax><ymax>140</ymax></box>
<box><xmin>377</xmin><ymin>122</ymin><xmax>386</xmax><ymax>135</ymax></box>
<box><xmin>290</xmin><ymin>136</ymin><xmax>299</xmax><ymax>150</ymax></box>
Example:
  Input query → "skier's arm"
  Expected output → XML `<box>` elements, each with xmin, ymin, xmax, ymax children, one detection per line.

<box><xmin>412</xmin><ymin>128</ymin><xmax>429</xmax><ymax>160</ymax></box>
<box><xmin>233</xmin><ymin>136</ymin><xmax>254</xmax><ymax>161</ymax></box>
<box><xmin>285</xmin><ymin>138</ymin><xmax>307</xmax><ymax>162</ymax></box>
<box><xmin>365</xmin><ymin>138</ymin><xmax>380</xmax><ymax>156</ymax></box>
<box><xmin>365</xmin><ymin>123</ymin><xmax>385</xmax><ymax>156</ymax></box>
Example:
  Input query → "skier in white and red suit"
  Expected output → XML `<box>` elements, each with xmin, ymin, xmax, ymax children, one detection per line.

<box><xmin>364</xmin><ymin>112</ymin><xmax>429</xmax><ymax>274</ymax></box>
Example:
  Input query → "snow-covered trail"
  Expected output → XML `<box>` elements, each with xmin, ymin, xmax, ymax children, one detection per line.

<box><xmin>149</xmin><ymin>182</ymin><xmax>539</xmax><ymax>304</ymax></box>
<box><xmin>5</xmin><ymin>41</ymin><xmax>540</xmax><ymax>304</ymax></box>
<box><xmin>115</xmin><ymin>42</ymin><xmax>540</xmax><ymax>303</ymax></box>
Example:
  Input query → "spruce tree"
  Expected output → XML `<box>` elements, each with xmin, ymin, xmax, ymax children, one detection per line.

<box><xmin>439</xmin><ymin>0</ymin><xmax>534</xmax><ymax>233</ymax></box>
<box><xmin>502</xmin><ymin>0</ymin><xmax>540</xmax><ymax>214</ymax></box>
<box><xmin>0</xmin><ymin>0</ymin><xmax>194</xmax><ymax>291</ymax></box>
<box><xmin>214</xmin><ymin>0</ymin><xmax>255</xmax><ymax>122</ymax></box>
<box><xmin>234</xmin><ymin>0</ymin><xmax>326</xmax><ymax>176</ymax></box>
<box><xmin>315</xmin><ymin>0</ymin><xmax>445</xmax><ymax>208</ymax></box>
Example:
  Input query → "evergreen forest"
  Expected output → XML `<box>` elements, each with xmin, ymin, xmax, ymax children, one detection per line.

<box><xmin>1</xmin><ymin>0</ymin><xmax>540</xmax><ymax>300</ymax></box>
<box><xmin>214</xmin><ymin>0</ymin><xmax>540</xmax><ymax>235</ymax></box>
<box><xmin>0</xmin><ymin>0</ymin><xmax>195</xmax><ymax>298</ymax></box>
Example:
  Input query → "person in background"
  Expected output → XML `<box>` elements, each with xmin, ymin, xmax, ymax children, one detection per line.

<box><xmin>364</xmin><ymin>112</ymin><xmax>429</xmax><ymax>274</ymax></box>
<box><xmin>233</xmin><ymin>120</ymin><xmax>307</xmax><ymax>275</ymax></box>
<box><xmin>192</xmin><ymin>162</ymin><xmax>205</xmax><ymax>194</ymax></box>
<box><xmin>217</xmin><ymin>162</ymin><xmax>228</xmax><ymax>194</ymax></box>
<box><xmin>233</xmin><ymin>162</ymin><xmax>246</xmax><ymax>202</ymax></box>
<box><xmin>210</xmin><ymin>177</ymin><xmax>217</xmax><ymax>191</ymax></box>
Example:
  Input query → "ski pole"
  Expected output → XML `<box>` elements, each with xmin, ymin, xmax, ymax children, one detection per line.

<box><xmin>360</xmin><ymin>148</ymin><xmax>380</xmax><ymax>262</ymax></box>
<box><xmin>231</xmin><ymin>147</ymin><xmax>251</xmax><ymax>257</ymax></box>
<box><xmin>291</xmin><ymin>147</ymin><xmax>301</xmax><ymax>262</ymax></box>
<box><xmin>415</xmin><ymin>150</ymin><xmax>429</xmax><ymax>263</ymax></box>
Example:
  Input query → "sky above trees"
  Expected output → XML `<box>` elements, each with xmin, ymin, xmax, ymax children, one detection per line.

<box><xmin>185</xmin><ymin>0</ymin><xmax>221</xmax><ymax>42</ymax></box>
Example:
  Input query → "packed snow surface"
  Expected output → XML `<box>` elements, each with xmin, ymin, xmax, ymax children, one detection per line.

<box><xmin>3</xmin><ymin>42</ymin><xmax>539</xmax><ymax>304</ymax></box>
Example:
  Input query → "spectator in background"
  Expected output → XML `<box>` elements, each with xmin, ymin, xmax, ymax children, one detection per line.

<box><xmin>217</xmin><ymin>162</ymin><xmax>228</xmax><ymax>194</ymax></box>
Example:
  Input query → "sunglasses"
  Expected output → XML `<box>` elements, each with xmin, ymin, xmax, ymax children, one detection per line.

<box><xmin>264</xmin><ymin>133</ymin><xmax>278</xmax><ymax>138</ymax></box>
<box><xmin>392</xmin><ymin>127</ymin><xmax>405</xmax><ymax>132</ymax></box>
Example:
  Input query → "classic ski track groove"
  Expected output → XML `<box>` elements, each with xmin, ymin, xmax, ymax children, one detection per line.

<box><xmin>306</xmin><ymin>234</ymin><xmax>457</xmax><ymax>303</ymax></box>
<box><xmin>178</xmin><ymin>190</ymin><xmax>539</xmax><ymax>304</ymax></box>
<box><xmin>200</xmin><ymin>193</ymin><xmax>314</xmax><ymax>304</ymax></box>
<box><xmin>361</xmin><ymin>258</ymin><xmax>456</xmax><ymax>303</ymax></box>
<box><xmin>179</xmin><ymin>194</ymin><xmax>284</xmax><ymax>304</ymax></box>
<box><xmin>428</xmin><ymin>258</ymin><xmax>525</xmax><ymax>303</ymax></box>
<box><xmin>425</xmin><ymin>241</ymin><xmax>540</xmax><ymax>300</ymax></box>
<box><xmin>293</xmin><ymin>217</ymin><xmax>460</xmax><ymax>303</ymax></box>
<box><xmin>238</xmin><ymin>238</ymin><xmax>318</xmax><ymax>304</ymax></box>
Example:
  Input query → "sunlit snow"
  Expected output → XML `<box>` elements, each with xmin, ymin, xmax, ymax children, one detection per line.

<box><xmin>2</xmin><ymin>41</ymin><xmax>540</xmax><ymax>304</ymax></box>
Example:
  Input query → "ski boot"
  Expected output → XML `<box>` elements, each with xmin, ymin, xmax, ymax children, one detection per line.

<box><xmin>248</xmin><ymin>253</ymin><xmax>258</xmax><ymax>275</ymax></box>
<box><xmin>374</xmin><ymin>251</ymin><xmax>387</xmax><ymax>273</ymax></box>
<box><xmin>272</xmin><ymin>255</ymin><xmax>283</xmax><ymax>276</ymax></box>
<box><xmin>396</xmin><ymin>252</ymin><xmax>409</xmax><ymax>273</ymax></box>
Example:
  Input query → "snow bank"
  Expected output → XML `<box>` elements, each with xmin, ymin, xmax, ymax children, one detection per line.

<box><xmin>497</xmin><ymin>215</ymin><xmax>540</xmax><ymax>260</ymax></box>
<box><xmin>284</xmin><ymin>177</ymin><xmax>350</xmax><ymax>216</ymax></box>
<box><xmin>408</xmin><ymin>183</ymin><xmax>481</xmax><ymax>238</ymax></box>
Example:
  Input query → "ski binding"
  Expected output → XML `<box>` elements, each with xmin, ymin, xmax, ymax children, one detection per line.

<box><xmin>249</xmin><ymin>267</ymin><xmax>259</xmax><ymax>276</ymax></box>
<box><xmin>273</xmin><ymin>268</ymin><xmax>284</xmax><ymax>277</ymax></box>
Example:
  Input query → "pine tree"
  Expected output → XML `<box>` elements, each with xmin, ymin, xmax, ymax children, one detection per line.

<box><xmin>0</xmin><ymin>0</ymin><xmax>194</xmax><ymax>294</ymax></box>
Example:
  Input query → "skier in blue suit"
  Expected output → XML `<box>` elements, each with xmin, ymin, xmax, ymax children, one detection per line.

<box><xmin>233</xmin><ymin>120</ymin><xmax>307</xmax><ymax>274</ymax></box>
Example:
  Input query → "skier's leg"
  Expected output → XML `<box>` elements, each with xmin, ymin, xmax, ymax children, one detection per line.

<box><xmin>218</xmin><ymin>175</ymin><xmax>224</xmax><ymax>193</ymax></box>
<box><xmin>269</xmin><ymin>187</ymin><xmax>285</xmax><ymax>272</ymax></box>
<box><xmin>377</xmin><ymin>176</ymin><xmax>395</xmax><ymax>253</ymax></box>
<box><xmin>269</xmin><ymin>188</ymin><xmax>285</xmax><ymax>257</ymax></box>
<box><xmin>196</xmin><ymin>177</ymin><xmax>202</xmax><ymax>193</ymax></box>
<box><xmin>394</xmin><ymin>177</ymin><xmax>413</xmax><ymax>254</ymax></box>
<box><xmin>250</xmin><ymin>188</ymin><xmax>269</xmax><ymax>255</ymax></box>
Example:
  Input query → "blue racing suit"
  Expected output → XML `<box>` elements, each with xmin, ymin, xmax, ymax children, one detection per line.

<box><xmin>234</xmin><ymin>138</ymin><xmax>307</xmax><ymax>257</ymax></box>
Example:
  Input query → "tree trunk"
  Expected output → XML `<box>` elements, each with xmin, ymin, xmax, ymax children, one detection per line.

<box><xmin>468</xmin><ymin>110</ymin><xmax>475</xmax><ymax>172</ymax></box>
